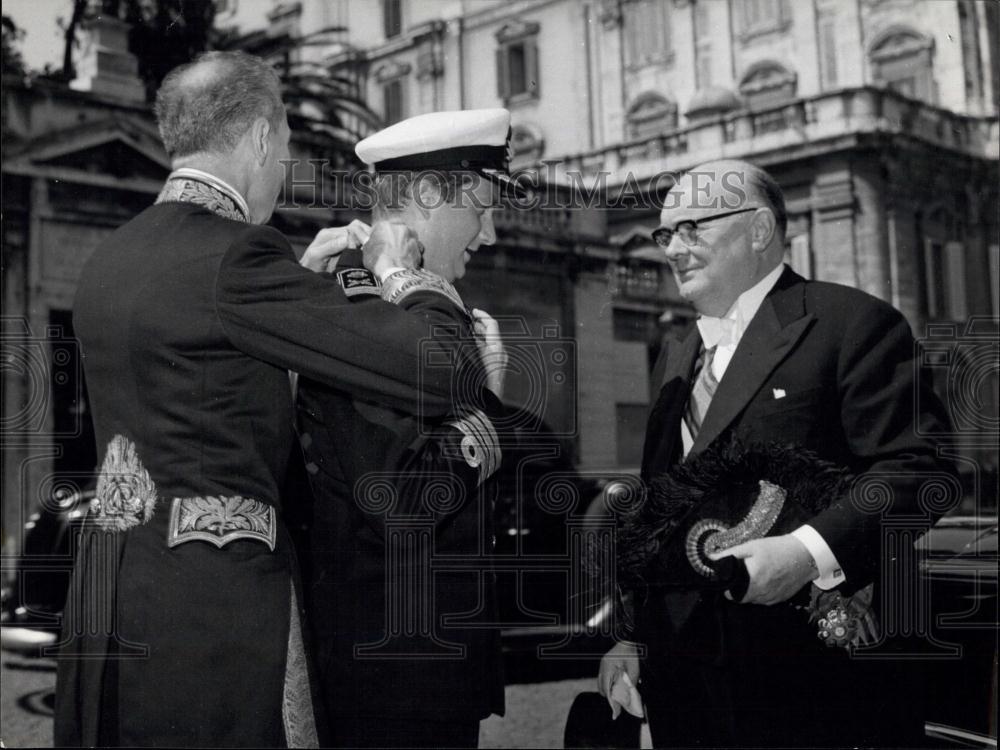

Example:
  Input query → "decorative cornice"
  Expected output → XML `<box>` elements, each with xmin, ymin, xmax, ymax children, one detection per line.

<box><xmin>373</xmin><ymin>60</ymin><xmax>412</xmax><ymax>83</ymax></box>
<box><xmin>868</xmin><ymin>26</ymin><xmax>934</xmax><ymax>62</ymax></box>
<box><xmin>739</xmin><ymin>62</ymin><xmax>798</xmax><ymax>95</ymax></box>
<box><xmin>627</xmin><ymin>93</ymin><xmax>679</xmax><ymax>123</ymax></box>
<box><xmin>348</xmin><ymin>19</ymin><xmax>446</xmax><ymax>64</ymax></box>
<box><xmin>625</xmin><ymin>50</ymin><xmax>676</xmax><ymax>72</ymax></box>
<box><xmin>496</xmin><ymin>19</ymin><xmax>541</xmax><ymax>43</ymax></box>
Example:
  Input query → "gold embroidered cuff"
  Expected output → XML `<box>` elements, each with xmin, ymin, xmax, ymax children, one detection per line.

<box><xmin>445</xmin><ymin>407</ymin><xmax>501</xmax><ymax>485</ymax></box>
<box><xmin>380</xmin><ymin>268</ymin><xmax>466</xmax><ymax>312</ymax></box>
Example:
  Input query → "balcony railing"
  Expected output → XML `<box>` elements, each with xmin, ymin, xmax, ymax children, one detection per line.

<box><xmin>551</xmin><ymin>87</ymin><xmax>1000</xmax><ymax>186</ymax></box>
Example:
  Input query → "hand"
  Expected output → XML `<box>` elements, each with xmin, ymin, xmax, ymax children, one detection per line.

<box><xmin>597</xmin><ymin>641</ymin><xmax>640</xmax><ymax>701</ymax></box>
<box><xmin>362</xmin><ymin>221</ymin><xmax>424</xmax><ymax>279</ymax></box>
<box><xmin>709</xmin><ymin>534</ymin><xmax>817</xmax><ymax>606</ymax></box>
<box><xmin>299</xmin><ymin>220</ymin><xmax>371</xmax><ymax>272</ymax></box>
<box><xmin>471</xmin><ymin>309</ymin><xmax>507</xmax><ymax>401</ymax></box>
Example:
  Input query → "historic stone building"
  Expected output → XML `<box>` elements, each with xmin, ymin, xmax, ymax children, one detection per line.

<box><xmin>224</xmin><ymin>0</ymin><xmax>998</xmax><ymax>481</ymax></box>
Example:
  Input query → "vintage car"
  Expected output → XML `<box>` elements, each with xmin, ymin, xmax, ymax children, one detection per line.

<box><xmin>918</xmin><ymin>513</ymin><xmax>998</xmax><ymax>748</ymax></box>
<box><xmin>0</xmin><ymin>485</ymin><xmax>91</xmax><ymax>653</ymax></box>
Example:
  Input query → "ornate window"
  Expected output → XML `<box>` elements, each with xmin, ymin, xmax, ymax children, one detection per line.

<box><xmin>496</xmin><ymin>21</ymin><xmax>541</xmax><ymax>105</ymax></box>
<box><xmin>735</xmin><ymin>0</ymin><xmax>792</xmax><ymax>40</ymax></box>
<box><xmin>622</xmin><ymin>0</ymin><xmax>673</xmax><ymax>69</ymax></box>
<box><xmin>738</xmin><ymin>60</ymin><xmax>797</xmax><ymax>109</ymax></box>
<box><xmin>869</xmin><ymin>26</ymin><xmax>935</xmax><ymax>102</ymax></box>
<box><xmin>625</xmin><ymin>93</ymin><xmax>678</xmax><ymax>140</ymax></box>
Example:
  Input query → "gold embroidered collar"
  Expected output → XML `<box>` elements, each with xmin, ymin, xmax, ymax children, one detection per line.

<box><xmin>155</xmin><ymin>168</ymin><xmax>251</xmax><ymax>223</ymax></box>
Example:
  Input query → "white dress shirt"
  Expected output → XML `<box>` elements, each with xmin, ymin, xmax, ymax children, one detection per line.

<box><xmin>681</xmin><ymin>263</ymin><xmax>845</xmax><ymax>589</ymax></box>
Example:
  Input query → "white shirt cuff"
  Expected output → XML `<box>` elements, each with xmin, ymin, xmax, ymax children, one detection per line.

<box><xmin>791</xmin><ymin>524</ymin><xmax>845</xmax><ymax>590</ymax></box>
<box><xmin>378</xmin><ymin>266</ymin><xmax>407</xmax><ymax>283</ymax></box>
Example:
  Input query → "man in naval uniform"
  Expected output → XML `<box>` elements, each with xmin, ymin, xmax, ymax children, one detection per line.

<box><xmin>597</xmin><ymin>160</ymin><xmax>956</xmax><ymax>747</ymax></box>
<box><xmin>296</xmin><ymin>109</ymin><xmax>517</xmax><ymax>748</ymax></box>
<box><xmin>56</xmin><ymin>52</ymin><xmax>483</xmax><ymax>748</ymax></box>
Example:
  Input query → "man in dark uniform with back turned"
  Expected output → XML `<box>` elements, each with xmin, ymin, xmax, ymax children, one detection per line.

<box><xmin>56</xmin><ymin>51</ymin><xmax>482</xmax><ymax>748</ymax></box>
<box><xmin>297</xmin><ymin>109</ymin><xmax>517</xmax><ymax>748</ymax></box>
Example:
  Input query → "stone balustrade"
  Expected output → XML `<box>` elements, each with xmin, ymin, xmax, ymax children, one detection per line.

<box><xmin>548</xmin><ymin>87</ymin><xmax>999</xmax><ymax>188</ymax></box>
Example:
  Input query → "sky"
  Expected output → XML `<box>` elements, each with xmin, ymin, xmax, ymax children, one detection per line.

<box><xmin>5</xmin><ymin>0</ymin><xmax>70</xmax><ymax>72</ymax></box>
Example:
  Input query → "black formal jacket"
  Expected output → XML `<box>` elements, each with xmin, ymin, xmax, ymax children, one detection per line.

<box><xmin>641</xmin><ymin>266</ymin><xmax>953</xmax><ymax>588</ymax></box>
<box><xmin>635</xmin><ymin>266</ymin><xmax>955</xmax><ymax>654</ymax></box>
<box><xmin>57</xmin><ymin>201</ymin><xmax>471</xmax><ymax>748</ymax></box>
<box><xmin>632</xmin><ymin>266</ymin><xmax>956</xmax><ymax>746</ymax></box>
<box><xmin>296</xmin><ymin>252</ymin><xmax>506</xmax><ymax>726</ymax></box>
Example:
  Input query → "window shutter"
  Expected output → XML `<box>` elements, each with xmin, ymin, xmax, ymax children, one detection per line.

<box><xmin>525</xmin><ymin>38</ymin><xmax>540</xmax><ymax>97</ymax></box>
<box><xmin>945</xmin><ymin>241</ymin><xmax>967</xmax><ymax>320</ymax></box>
<box><xmin>820</xmin><ymin>17</ymin><xmax>838</xmax><ymax>89</ymax></box>
<box><xmin>383</xmin><ymin>80</ymin><xmax>404</xmax><ymax>125</ymax></box>
<box><xmin>496</xmin><ymin>46</ymin><xmax>510</xmax><ymax>100</ymax></box>
<box><xmin>924</xmin><ymin>240</ymin><xmax>944</xmax><ymax>318</ymax></box>
<box><xmin>623</xmin><ymin>5</ymin><xmax>636</xmax><ymax>67</ymax></box>
<box><xmin>384</xmin><ymin>0</ymin><xmax>402</xmax><ymax>38</ymax></box>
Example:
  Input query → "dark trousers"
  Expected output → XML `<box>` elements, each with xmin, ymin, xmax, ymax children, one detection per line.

<box><xmin>331</xmin><ymin>715</ymin><xmax>480</xmax><ymax>748</ymax></box>
<box><xmin>641</xmin><ymin>602</ymin><xmax>927</xmax><ymax>748</ymax></box>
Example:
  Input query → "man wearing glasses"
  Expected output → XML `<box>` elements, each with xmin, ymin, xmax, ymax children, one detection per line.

<box><xmin>597</xmin><ymin>160</ymin><xmax>953</xmax><ymax>747</ymax></box>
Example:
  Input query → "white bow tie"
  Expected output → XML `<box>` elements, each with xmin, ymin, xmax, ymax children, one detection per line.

<box><xmin>696</xmin><ymin>316</ymin><xmax>738</xmax><ymax>349</ymax></box>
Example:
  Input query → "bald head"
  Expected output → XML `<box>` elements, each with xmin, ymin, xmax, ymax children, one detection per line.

<box><xmin>154</xmin><ymin>51</ymin><xmax>284</xmax><ymax>159</ymax></box>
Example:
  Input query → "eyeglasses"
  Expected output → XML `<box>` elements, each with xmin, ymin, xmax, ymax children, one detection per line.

<box><xmin>652</xmin><ymin>207</ymin><xmax>760</xmax><ymax>249</ymax></box>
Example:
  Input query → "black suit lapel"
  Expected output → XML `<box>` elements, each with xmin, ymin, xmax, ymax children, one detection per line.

<box><xmin>689</xmin><ymin>268</ymin><xmax>814</xmax><ymax>456</ymax></box>
<box><xmin>641</xmin><ymin>327</ymin><xmax>701</xmax><ymax>480</ymax></box>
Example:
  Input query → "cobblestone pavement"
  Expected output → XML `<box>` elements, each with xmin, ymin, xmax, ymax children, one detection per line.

<box><xmin>1</xmin><ymin>648</ymin><xmax>594</xmax><ymax>748</ymax></box>
<box><xmin>1</xmin><ymin>651</ymin><xmax>56</xmax><ymax>748</ymax></box>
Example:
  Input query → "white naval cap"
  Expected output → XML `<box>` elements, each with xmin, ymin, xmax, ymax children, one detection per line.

<box><xmin>356</xmin><ymin>108</ymin><xmax>513</xmax><ymax>178</ymax></box>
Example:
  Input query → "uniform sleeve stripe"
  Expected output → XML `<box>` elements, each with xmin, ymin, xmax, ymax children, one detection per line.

<box><xmin>445</xmin><ymin>407</ymin><xmax>501</xmax><ymax>484</ymax></box>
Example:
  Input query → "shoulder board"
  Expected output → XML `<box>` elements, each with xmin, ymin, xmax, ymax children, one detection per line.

<box><xmin>336</xmin><ymin>267</ymin><xmax>381</xmax><ymax>298</ymax></box>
